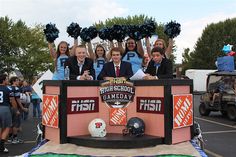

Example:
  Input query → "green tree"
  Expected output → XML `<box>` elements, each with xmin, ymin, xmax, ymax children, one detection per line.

<box><xmin>0</xmin><ymin>16</ymin><xmax>53</xmax><ymax>81</ymax></box>
<box><xmin>93</xmin><ymin>14</ymin><xmax>175</xmax><ymax>62</ymax></box>
<box><xmin>182</xmin><ymin>18</ymin><xmax>236</xmax><ymax>70</ymax></box>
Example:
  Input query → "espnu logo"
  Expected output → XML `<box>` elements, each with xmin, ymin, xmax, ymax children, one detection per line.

<box><xmin>100</xmin><ymin>78</ymin><xmax>135</xmax><ymax>108</ymax></box>
<box><xmin>67</xmin><ymin>97</ymin><xmax>99</xmax><ymax>114</ymax></box>
<box><xmin>137</xmin><ymin>97</ymin><xmax>164</xmax><ymax>114</ymax></box>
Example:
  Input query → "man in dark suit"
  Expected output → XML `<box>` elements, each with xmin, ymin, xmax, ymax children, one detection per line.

<box><xmin>65</xmin><ymin>45</ymin><xmax>95</xmax><ymax>80</ymax></box>
<box><xmin>97</xmin><ymin>47</ymin><xmax>133</xmax><ymax>80</ymax></box>
<box><xmin>144</xmin><ymin>47</ymin><xmax>173</xmax><ymax>80</ymax></box>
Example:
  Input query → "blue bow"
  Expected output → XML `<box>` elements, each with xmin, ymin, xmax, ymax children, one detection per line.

<box><xmin>154</xmin><ymin>63</ymin><xmax>161</xmax><ymax>67</ymax></box>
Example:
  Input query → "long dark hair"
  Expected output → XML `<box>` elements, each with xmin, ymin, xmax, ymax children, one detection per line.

<box><xmin>55</xmin><ymin>41</ymin><xmax>69</xmax><ymax>71</ymax></box>
<box><xmin>95</xmin><ymin>44</ymin><xmax>107</xmax><ymax>62</ymax></box>
<box><xmin>122</xmin><ymin>38</ymin><xmax>141</xmax><ymax>59</ymax></box>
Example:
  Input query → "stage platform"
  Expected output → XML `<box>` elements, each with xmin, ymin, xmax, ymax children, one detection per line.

<box><xmin>67</xmin><ymin>133</ymin><xmax>163</xmax><ymax>148</ymax></box>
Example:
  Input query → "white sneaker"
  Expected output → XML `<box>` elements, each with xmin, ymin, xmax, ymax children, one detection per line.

<box><xmin>0</xmin><ymin>147</ymin><xmax>9</xmax><ymax>153</ymax></box>
<box><xmin>11</xmin><ymin>138</ymin><xmax>24</xmax><ymax>144</ymax></box>
<box><xmin>3</xmin><ymin>148</ymin><xmax>9</xmax><ymax>153</ymax></box>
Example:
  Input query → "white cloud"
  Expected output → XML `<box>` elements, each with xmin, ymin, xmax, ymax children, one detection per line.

<box><xmin>1</xmin><ymin>0</ymin><xmax>128</xmax><ymax>44</ymax></box>
<box><xmin>175</xmin><ymin>12</ymin><xmax>236</xmax><ymax>63</ymax></box>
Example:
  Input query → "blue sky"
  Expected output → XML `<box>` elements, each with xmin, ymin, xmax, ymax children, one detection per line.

<box><xmin>1</xmin><ymin>0</ymin><xmax>236</xmax><ymax>63</ymax></box>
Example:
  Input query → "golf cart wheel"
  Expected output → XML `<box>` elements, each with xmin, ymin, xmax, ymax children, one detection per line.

<box><xmin>227</xmin><ymin>106</ymin><xmax>236</xmax><ymax>121</ymax></box>
<box><xmin>220</xmin><ymin>110</ymin><xmax>227</xmax><ymax>116</ymax></box>
<box><xmin>199</xmin><ymin>103</ymin><xmax>210</xmax><ymax>116</ymax></box>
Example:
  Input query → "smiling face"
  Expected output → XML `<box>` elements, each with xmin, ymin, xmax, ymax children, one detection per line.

<box><xmin>96</xmin><ymin>46</ymin><xmax>105</xmax><ymax>58</ymax></box>
<box><xmin>111</xmin><ymin>51</ymin><xmax>122</xmax><ymax>64</ymax></box>
<box><xmin>126</xmin><ymin>38</ymin><xmax>136</xmax><ymax>51</ymax></box>
<box><xmin>59</xmin><ymin>42</ymin><xmax>68</xmax><ymax>55</ymax></box>
<box><xmin>75</xmin><ymin>47</ymin><xmax>86</xmax><ymax>62</ymax></box>
<box><xmin>154</xmin><ymin>40</ymin><xmax>164</xmax><ymax>49</ymax></box>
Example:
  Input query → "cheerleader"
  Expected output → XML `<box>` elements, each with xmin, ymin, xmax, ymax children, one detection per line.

<box><xmin>121</xmin><ymin>38</ymin><xmax>144</xmax><ymax>73</ymax></box>
<box><xmin>87</xmin><ymin>41</ymin><xmax>109</xmax><ymax>80</ymax></box>
<box><xmin>48</xmin><ymin>41</ymin><xmax>70</xmax><ymax>80</ymax></box>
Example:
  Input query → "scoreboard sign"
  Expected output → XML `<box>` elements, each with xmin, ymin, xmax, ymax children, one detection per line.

<box><xmin>42</xmin><ymin>94</ymin><xmax>59</xmax><ymax>128</ymax></box>
<box><xmin>173</xmin><ymin>94</ymin><xmax>193</xmax><ymax>129</ymax></box>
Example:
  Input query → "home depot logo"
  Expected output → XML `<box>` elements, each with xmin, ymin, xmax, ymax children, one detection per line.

<box><xmin>173</xmin><ymin>94</ymin><xmax>193</xmax><ymax>129</ymax></box>
<box><xmin>42</xmin><ymin>94</ymin><xmax>59</xmax><ymax>128</ymax></box>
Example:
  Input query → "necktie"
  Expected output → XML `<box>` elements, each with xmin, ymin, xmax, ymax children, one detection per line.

<box><xmin>116</xmin><ymin>66</ymin><xmax>120</xmax><ymax>77</ymax></box>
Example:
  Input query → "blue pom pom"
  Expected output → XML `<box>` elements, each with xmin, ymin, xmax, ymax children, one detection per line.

<box><xmin>164</xmin><ymin>21</ymin><xmax>181</xmax><ymax>38</ymax></box>
<box><xmin>43</xmin><ymin>23</ymin><xmax>59</xmax><ymax>43</ymax></box>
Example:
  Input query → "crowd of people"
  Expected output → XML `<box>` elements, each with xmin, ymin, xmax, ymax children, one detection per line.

<box><xmin>0</xmin><ymin>75</ymin><xmax>41</xmax><ymax>154</ymax></box>
<box><xmin>49</xmin><ymin>36</ymin><xmax>174</xmax><ymax>81</ymax></box>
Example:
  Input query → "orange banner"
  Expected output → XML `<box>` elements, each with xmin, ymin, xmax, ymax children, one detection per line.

<box><xmin>109</xmin><ymin>108</ymin><xmax>127</xmax><ymax>125</ymax></box>
<box><xmin>42</xmin><ymin>94</ymin><xmax>59</xmax><ymax>128</ymax></box>
<box><xmin>173</xmin><ymin>94</ymin><xmax>193</xmax><ymax>129</ymax></box>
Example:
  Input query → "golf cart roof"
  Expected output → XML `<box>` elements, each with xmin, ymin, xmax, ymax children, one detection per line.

<box><xmin>208</xmin><ymin>71</ymin><xmax>236</xmax><ymax>76</ymax></box>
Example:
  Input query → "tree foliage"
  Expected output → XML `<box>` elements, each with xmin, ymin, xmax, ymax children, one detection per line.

<box><xmin>182</xmin><ymin>18</ymin><xmax>236</xmax><ymax>72</ymax></box>
<box><xmin>0</xmin><ymin>16</ymin><xmax>53</xmax><ymax>81</ymax></box>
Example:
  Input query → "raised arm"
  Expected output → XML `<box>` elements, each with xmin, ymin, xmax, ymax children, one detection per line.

<box><xmin>87</xmin><ymin>41</ymin><xmax>95</xmax><ymax>60</ymax></box>
<box><xmin>48</xmin><ymin>42</ymin><xmax>57</xmax><ymax>59</ymax></box>
<box><xmin>145</xmin><ymin>37</ymin><xmax>151</xmax><ymax>57</ymax></box>
<box><xmin>165</xmin><ymin>38</ymin><xmax>174</xmax><ymax>59</ymax></box>
<box><xmin>118</xmin><ymin>41</ymin><xmax>125</xmax><ymax>55</ymax></box>
<box><xmin>106</xmin><ymin>41</ymin><xmax>114</xmax><ymax>60</ymax></box>
<box><xmin>137</xmin><ymin>40</ymin><xmax>144</xmax><ymax>57</ymax></box>
<box><xmin>70</xmin><ymin>38</ymin><xmax>78</xmax><ymax>56</ymax></box>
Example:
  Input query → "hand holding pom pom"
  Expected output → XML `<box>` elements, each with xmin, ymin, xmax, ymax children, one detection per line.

<box><xmin>67</xmin><ymin>22</ymin><xmax>82</xmax><ymax>39</ymax></box>
<box><xmin>44</xmin><ymin>23</ymin><xmax>59</xmax><ymax>43</ymax></box>
<box><xmin>164</xmin><ymin>21</ymin><xmax>181</xmax><ymax>38</ymax></box>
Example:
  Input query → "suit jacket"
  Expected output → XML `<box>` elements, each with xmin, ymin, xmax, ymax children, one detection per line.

<box><xmin>97</xmin><ymin>61</ymin><xmax>133</xmax><ymax>80</ymax></box>
<box><xmin>145</xmin><ymin>58</ymin><xmax>173</xmax><ymax>79</ymax></box>
<box><xmin>64</xmin><ymin>56</ymin><xmax>95</xmax><ymax>80</ymax></box>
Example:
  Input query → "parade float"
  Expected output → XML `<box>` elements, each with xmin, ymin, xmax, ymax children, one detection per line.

<box><xmin>24</xmin><ymin>21</ymin><xmax>207</xmax><ymax>157</ymax></box>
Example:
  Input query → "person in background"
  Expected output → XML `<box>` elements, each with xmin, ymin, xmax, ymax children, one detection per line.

<box><xmin>143</xmin><ymin>47</ymin><xmax>173</xmax><ymax>80</ymax></box>
<box><xmin>20</xmin><ymin>80</ymin><xmax>32</xmax><ymax>120</ymax></box>
<box><xmin>97</xmin><ymin>47</ymin><xmax>133</xmax><ymax>81</ymax></box>
<box><xmin>0</xmin><ymin>74</ymin><xmax>13</xmax><ymax>153</ymax></box>
<box><xmin>141</xmin><ymin>53</ymin><xmax>150</xmax><ymax>72</ymax></box>
<box><xmin>64</xmin><ymin>45</ymin><xmax>95</xmax><ymax>80</ymax></box>
<box><xmin>146</xmin><ymin>37</ymin><xmax>174</xmax><ymax>59</ymax></box>
<box><xmin>8</xmin><ymin>77</ymin><xmax>28</xmax><ymax>144</ymax></box>
<box><xmin>31</xmin><ymin>79</ymin><xmax>41</xmax><ymax>118</ymax></box>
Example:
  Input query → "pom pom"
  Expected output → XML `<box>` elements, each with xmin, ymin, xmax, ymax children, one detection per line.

<box><xmin>67</xmin><ymin>22</ymin><xmax>82</xmax><ymax>39</ymax></box>
<box><xmin>98</xmin><ymin>27</ymin><xmax>113</xmax><ymax>41</ymax></box>
<box><xmin>140</xmin><ymin>20</ymin><xmax>156</xmax><ymax>37</ymax></box>
<box><xmin>43</xmin><ymin>23</ymin><xmax>59</xmax><ymax>43</ymax></box>
<box><xmin>110</xmin><ymin>25</ymin><xmax>126</xmax><ymax>42</ymax></box>
<box><xmin>127</xmin><ymin>25</ymin><xmax>142</xmax><ymax>41</ymax></box>
<box><xmin>164</xmin><ymin>21</ymin><xmax>181</xmax><ymax>38</ymax></box>
<box><xmin>80</xmin><ymin>26</ymin><xmax>98</xmax><ymax>42</ymax></box>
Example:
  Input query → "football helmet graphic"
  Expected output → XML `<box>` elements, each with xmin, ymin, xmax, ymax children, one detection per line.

<box><xmin>123</xmin><ymin>117</ymin><xmax>145</xmax><ymax>137</ymax></box>
<box><xmin>88</xmin><ymin>118</ymin><xmax>107</xmax><ymax>137</ymax></box>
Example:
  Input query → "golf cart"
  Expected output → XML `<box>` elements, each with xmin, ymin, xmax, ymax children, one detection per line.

<box><xmin>199</xmin><ymin>71</ymin><xmax>236</xmax><ymax>121</ymax></box>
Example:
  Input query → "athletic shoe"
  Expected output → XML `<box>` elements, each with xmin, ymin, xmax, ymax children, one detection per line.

<box><xmin>0</xmin><ymin>147</ymin><xmax>9</xmax><ymax>153</ymax></box>
<box><xmin>11</xmin><ymin>137</ymin><xmax>24</xmax><ymax>144</ymax></box>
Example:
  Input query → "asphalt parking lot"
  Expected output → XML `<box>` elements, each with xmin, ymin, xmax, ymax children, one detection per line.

<box><xmin>194</xmin><ymin>94</ymin><xmax>236</xmax><ymax>157</ymax></box>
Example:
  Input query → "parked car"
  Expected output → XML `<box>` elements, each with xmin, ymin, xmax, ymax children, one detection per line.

<box><xmin>199</xmin><ymin>71</ymin><xmax>236</xmax><ymax>121</ymax></box>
